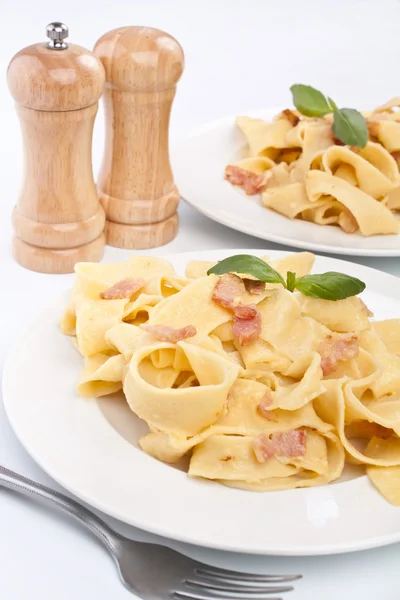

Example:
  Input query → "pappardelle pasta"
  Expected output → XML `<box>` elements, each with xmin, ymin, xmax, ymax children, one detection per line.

<box><xmin>225</xmin><ymin>99</ymin><xmax>400</xmax><ymax>236</ymax></box>
<box><xmin>61</xmin><ymin>253</ymin><xmax>400</xmax><ymax>504</ymax></box>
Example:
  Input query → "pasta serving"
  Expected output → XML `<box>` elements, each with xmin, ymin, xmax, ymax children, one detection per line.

<box><xmin>61</xmin><ymin>252</ymin><xmax>400</xmax><ymax>504</ymax></box>
<box><xmin>225</xmin><ymin>98</ymin><xmax>400</xmax><ymax>236</ymax></box>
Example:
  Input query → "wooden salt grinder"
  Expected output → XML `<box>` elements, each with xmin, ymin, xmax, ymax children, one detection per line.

<box><xmin>94</xmin><ymin>27</ymin><xmax>184</xmax><ymax>249</ymax></box>
<box><xmin>7</xmin><ymin>23</ymin><xmax>106</xmax><ymax>273</ymax></box>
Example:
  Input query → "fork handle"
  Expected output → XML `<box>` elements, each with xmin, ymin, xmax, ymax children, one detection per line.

<box><xmin>0</xmin><ymin>465</ymin><xmax>121</xmax><ymax>554</ymax></box>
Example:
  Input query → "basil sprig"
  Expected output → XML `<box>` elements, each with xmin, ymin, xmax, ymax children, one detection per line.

<box><xmin>290</xmin><ymin>84</ymin><xmax>368</xmax><ymax>148</ymax></box>
<box><xmin>207</xmin><ymin>254</ymin><xmax>366</xmax><ymax>301</ymax></box>
<box><xmin>208</xmin><ymin>254</ymin><xmax>285</xmax><ymax>286</ymax></box>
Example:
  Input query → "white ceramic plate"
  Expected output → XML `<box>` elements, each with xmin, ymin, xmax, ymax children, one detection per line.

<box><xmin>171</xmin><ymin>109</ymin><xmax>400</xmax><ymax>257</ymax></box>
<box><xmin>4</xmin><ymin>249</ymin><xmax>400</xmax><ymax>556</ymax></box>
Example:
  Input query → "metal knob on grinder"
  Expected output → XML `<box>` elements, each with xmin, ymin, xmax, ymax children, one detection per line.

<box><xmin>46</xmin><ymin>22</ymin><xmax>69</xmax><ymax>50</ymax></box>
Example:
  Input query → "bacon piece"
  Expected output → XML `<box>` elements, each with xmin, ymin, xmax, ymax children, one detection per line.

<box><xmin>233</xmin><ymin>304</ymin><xmax>261</xmax><ymax>346</ymax></box>
<box><xmin>212</xmin><ymin>276</ymin><xmax>262</xmax><ymax>344</ymax></box>
<box><xmin>225</xmin><ymin>165</ymin><xmax>267</xmax><ymax>195</ymax></box>
<box><xmin>273</xmin><ymin>430</ymin><xmax>306</xmax><ymax>457</ymax></box>
<box><xmin>99</xmin><ymin>278</ymin><xmax>145</xmax><ymax>300</ymax></box>
<box><xmin>279</xmin><ymin>108</ymin><xmax>300</xmax><ymax>127</ymax></box>
<box><xmin>212</xmin><ymin>273</ymin><xmax>245</xmax><ymax>310</ymax></box>
<box><xmin>243</xmin><ymin>278</ymin><xmax>266</xmax><ymax>295</ymax></box>
<box><xmin>142</xmin><ymin>324</ymin><xmax>197</xmax><ymax>343</ymax></box>
<box><xmin>318</xmin><ymin>333</ymin><xmax>359</xmax><ymax>376</ymax></box>
<box><xmin>253</xmin><ymin>430</ymin><xmax>306</xmax><ymax>463</ymax></box>
<box><xmin>257</xmin><ymin>390</ymin><xmax>278</xmax><ymax>422</ymax></box>
<box><xmin>233</xmin><ymin>304</ymin><xmax>258</xmax><ymax>319</ymax></box>
<box><xmin>338</xmin><ymin>208</ymin><xmax>358</xmax><ymax>233</ymax></box>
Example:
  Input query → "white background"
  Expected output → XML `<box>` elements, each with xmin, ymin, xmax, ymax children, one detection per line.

<box><xmin>1</xmin><ymin>0</ymin><xmax>400</xmax><ymax>598</ymax></box>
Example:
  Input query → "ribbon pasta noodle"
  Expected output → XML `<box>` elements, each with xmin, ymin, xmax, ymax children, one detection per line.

<box><xmin>225</xmin><ymin>101</ymin><xmax>400</xmax><ymax>236</ymax></box>
<box><xmin>61</xmin><ymin>253</ymin><xmax>400</xmax><ymax>504</ymax></box>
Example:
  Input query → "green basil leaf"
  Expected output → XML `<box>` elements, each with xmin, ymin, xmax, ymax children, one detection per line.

<box><xmin>207</xmin><ymin>254</ymin><xmax>285</xmax><ymax>286</ymax></box>
<box><xmin>286</xmin><ymin>271</ymin><xmax>296</xmax><ymax>292</ymax></box>
<box><xmin>294</xmin><ymin>272</ymin><xmax>366</xmax><ymax>301</ymax></box>
<box><xmin>290</xmin><ymin>84</ymin><xmax>333</xmax><ymax>117</ymax></box>
<box><xmin>332</xmin><ymin>108</ymin><xmax>368</xmax><ymax>148</ymax></box>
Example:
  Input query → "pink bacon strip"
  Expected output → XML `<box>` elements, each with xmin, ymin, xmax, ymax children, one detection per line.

<box><xmin>318</xmin><ymin>333</ymin><xmax>359</xmax><ymax>376</ymax></box>
<box><xmin>233</xmin><ymin>304</ymin><xmax>262</xmax><ymax>346</ymax></box>
<box><xmin>225</xmin><ymin>165</ymin><xmax>267</xmax><ymax>195</ymax></box>
<box><xmin>142</xmin><ymin>324</ymin><xmax>197</xmax><ymax>343</ymax></box>
<box><xmin>212</xmin><ymin>273</ymin><xmax>246</xmax><ymax>310</ymax></box>
<box><xmin>100</xmin><ymin>278</ymin><xmax>145</xmax><ymax>300</ymax></box>
<box><xmin>257</xmin><ymin>390</ymin><xmax>278</xmax><ymax>422</ymax></box>
<box><xmin>253</xmin><ymin>430</ymin><xmax>306</xmax><ymax>463</ymax></box>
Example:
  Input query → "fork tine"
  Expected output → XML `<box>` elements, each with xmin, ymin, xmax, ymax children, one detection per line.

<box><xmin>195</xmin><ymin>567</ymin><xmax>302</xmax><ymax>584</ymax></box>
<box><xmin>172</xmin><ymin>592</ymin><xmax>284</xmax><ymax>600</ymax></box>
<box><xmin>183</xmin><ymin>580</ymin><xmax>294</xmax><ymax>596</ymax></box>
<box><xmin>185</xmin><ymin>580</ymin><xmax>293</xmax><ymax>593</ymax></box>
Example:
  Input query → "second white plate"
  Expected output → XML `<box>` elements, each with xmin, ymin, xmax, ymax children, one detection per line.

<box><xmin>171</xmin><ymin>109</ymin><xmax>400</xmax><ymax>256</ymax></box>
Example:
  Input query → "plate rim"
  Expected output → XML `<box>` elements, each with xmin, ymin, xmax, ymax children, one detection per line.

<box><xmin>4</xmin><ymin>248</ymin><xmax>400</xmax><ymax>556</ymax></box>
<box><xmin>172</xmin><ymin>110</ymin><xmax>400</xmax><ymax>257</ymax></box>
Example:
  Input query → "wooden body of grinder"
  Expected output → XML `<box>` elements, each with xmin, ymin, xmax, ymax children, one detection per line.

<box><xmin>94</xmin><ymin>27</ymin><xmax>184</xmax><ymax>249</ymax></box>
<box><xmin>7</xmin><ymin>23</ymin><xmax>106</xmax><ymax>273</ymax></box>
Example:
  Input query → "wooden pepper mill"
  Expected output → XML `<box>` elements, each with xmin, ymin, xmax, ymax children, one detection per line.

<box><xmin>7</xmin><ymin>23</ymin><xmax>106</xmax><ymax>273</ymax></box>
<box><xmin>94</xmin><ymin>27</ymin><xmax>184</xmax><ymax>249</ymax></box>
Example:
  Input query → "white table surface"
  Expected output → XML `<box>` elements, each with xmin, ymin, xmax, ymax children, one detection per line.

<box><xmin>1</xmin><ymin>0</ymin><xmax>400</xmax><ymax>597</ymax></box>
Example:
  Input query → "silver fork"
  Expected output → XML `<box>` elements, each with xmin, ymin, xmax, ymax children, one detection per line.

<box><xmin>0</xmin><ymin>465</ymin><xmax>301</xmax><ymax>599</ymax></box>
